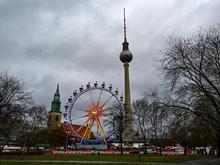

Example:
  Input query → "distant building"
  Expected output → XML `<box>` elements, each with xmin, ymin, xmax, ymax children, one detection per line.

<box><xmin>48</xmin><ymin>84</ymin><xmax>62</xmax><ymax>129</ymax></box>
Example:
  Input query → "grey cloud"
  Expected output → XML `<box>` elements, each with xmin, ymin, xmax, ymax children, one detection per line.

<box><xmin>0</xmin><ymin>0</ymin><xmax>219</xmax><ymax>110</ymax></box>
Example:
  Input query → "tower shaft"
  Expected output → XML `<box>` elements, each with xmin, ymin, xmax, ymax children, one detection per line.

<box><xmin>124</xmin><ymin>62</ymin><xmax>132</xmax><ymax>142</ymax></box>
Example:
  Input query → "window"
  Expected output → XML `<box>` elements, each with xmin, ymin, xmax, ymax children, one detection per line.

<box><xmin>55</xmin><ymin>115</ymin><xmax>59</xmax><ymax>121</ymax></box>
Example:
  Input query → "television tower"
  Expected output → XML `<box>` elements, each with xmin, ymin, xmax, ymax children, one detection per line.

<box><xmin>119</xmin><ymin>8</ymin><xmax>133</xmax><ymax>142</ymax></box>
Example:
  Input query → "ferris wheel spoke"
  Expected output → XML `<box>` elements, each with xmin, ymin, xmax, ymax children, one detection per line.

<box><xmin>76</xmin><ymin>118</ymin><xmax>91</xmax><ymax>134</ymax></box>
<box><xmin>86</xmin><ymin>119</ymin><xmax>94</xmax><ymax>139</ymax></box>
<box><xmin>82</xmin><ymin>119</ymin><xmax>92</xmax><ymax>139</ymax></box>
<box><xmin>103</xmin><ymin>107</ymin><xmax>113</xmax><ymax>112</ymax></box>
<box><xmin>72</xmin><ymin>106</ymin><xmax>88</xmax><ymax>112</ymax></box>
<box><xmin>103</xmin><ymin>118</ymin><xmax>113</xmax><ymax>132</ymax></box>
<box><xmin>80</xmin><ymin>119</ymin><xmax>93</xmax><ymax>144</ymax></box>
<box><xmin>75</xmin><ymin>96</ymin><xmax>90</xmax><ymax>108</ymax></box>
<box><xmin>71</xmin><ymin>115</ymin><xmax>89</xmax><ymax>121</ymax></box>
<box><xmin>103</xmin><ymin>119</ymin><xmax>111</xmax><ymax>127</ymax></box>
<box><xmin>102</xmin><ymin>107</ymin><xmax>114</xmax><ymax>115</ymax></box>
<box><xmin>95</xmin><ymin>117</ymin><xmax>102</xmax><ymax>140</ymax></box>
<box><xmin>97</xmin><ymin>118</ymin><xmax>107</xmax><ymax>143</ymax></box>
<box><xmin>102</xmin><ymin>113</ymin><xmax>112</xmax><ymax>117</ymax></box>
<box><xmin>106</xmin><ymin>129</ymin><xmax>114</xmax><ymax>139</ymax></box>
<box><xmin>84</xmin><ymin>119</ymin><xmax>93</xmax><ymax>139</ymax></box>
<box><xmin>89</xmin><ymin>90</ymin><xmax>95</xmax><ymax>105</ymax></box>
<box><xmin>101</xmin><ymin>95</ymin><xmax>113</xmax><ymax>108</ymax></box>
<box><xmin>96</xmin><ymin>119</ymin><xmax>99</xmax><ymax>139</ymax></box>
<box><xmin>97</xmin><ymin>89</ymin><xmax>103</xmax><ymax>105</ymax></box>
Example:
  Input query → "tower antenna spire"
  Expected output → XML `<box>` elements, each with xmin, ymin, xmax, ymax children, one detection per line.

<box><xmin>123</xmin><ymin>8</ymin><xmax>127</xmax><ymax>42</ymax></box>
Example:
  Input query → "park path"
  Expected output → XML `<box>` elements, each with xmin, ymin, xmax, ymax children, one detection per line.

<box><xmin>0</xmin><ymin>158</ymin><xmax>220</xmax><ymax>165</ymax></box>
<box><xmin>179</xmin><ymin>158</ymin><xmax>220</xmax><ymax>165</ymax></box>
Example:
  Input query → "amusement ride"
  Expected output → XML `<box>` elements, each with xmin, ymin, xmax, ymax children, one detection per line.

<box><xmin>62</xmin><ymin>81</ymin><xmax>123</xmax><ymax>145</ymax></box>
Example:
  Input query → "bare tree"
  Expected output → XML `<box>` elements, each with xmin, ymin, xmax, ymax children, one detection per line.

<box><xmin>133</xmin><ymin>89</ymin><xmax>170</xmax><ymax>154</ymax></box>
<box><xmin>133</xmin><ymin>98</ymin><xmax>150</xmax><ymax>154</ymax></box>
<box><xmin>22</xmin><ymin>105</ymin><xmax>48</xmax><ymax>151</ymax></box>
<box><xmin>27</xmin><ymin>105</ymin><xmax>48</xmax><ymax>129</ymax></box>
<box><xmin>0</xmin><ymin>73</ymin><xmax>31</xmax><ymax>152</ymax></box>
<box><xmin>190</xmin><ymin>116</ymin><xmax>214</xmax><ymax>152</ymax></box>
<box><xmin>148</xmin><ymin>102</ymin><xmax>169</xmax><ymax>155</ymax></box>
<box><xmin>168</xmin><ymin>109</ymin><xmax>193</xmax><ymax>155</ymax></box>
<box><xmin>105</xmin><ymin>103</ymin><xmax>125</xmax><ymax>154</ymax></box>
<box><xmin>161</xmin><ymin>26</ymin><xmax>220</xmax><ymax>156</ymax></box>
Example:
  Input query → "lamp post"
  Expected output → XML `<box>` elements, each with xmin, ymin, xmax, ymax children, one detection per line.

<box><xmin>114</xmin><ymin>114</ymin><xmax>123</xmax><ymax>155</ymax></box>
<box><xmin>135</xmin><ymin>132</ymin><xmax>141</xmax><ymax>162</ymax></box>
<box><xmin>22</xmin><ymin>134</ymin><xmax>27</xmax><ymax>155</ymax></box>
<box><xmin>119</xmin><ymin>114</ymin><xmax>123</xmax><ymax>155</ymax></box>
<box><xmin>65</xmin><ymin>130</ymin><xmax>69</xmax><ymax>149</ymax></box>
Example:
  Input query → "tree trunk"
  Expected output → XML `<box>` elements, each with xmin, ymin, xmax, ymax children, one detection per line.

<box><xmin>0</xmin><ymin>145</ymin><xmax>4</xmax><ymax>153</ymax></box>
<box><xmin>0</xmin><ymin>139</ymin><xmax>6</xmax><ymax>153</ymax></box>
<box><xmin>184</xmin><ymin>145</ymin><xmax>187</xmax><ymax>155</ymax></box>
<box><xmin>144</xmin><ymin>138</ymin><xmax>147</xmax><ymax>154</ymax></box>
<box><xmin>144</xmin><ymin>141</ymin><xmax>147</xmax><ymax>154</ymax></box>
<box><xmin>120</xmin><ymin>140</ymin><xmax>123</xmax><ymax>155</ymax></box>
<box><xmin>119</xmin><ymin>125</ymin><xmax>123</xmax><ymax>155</ymax></box>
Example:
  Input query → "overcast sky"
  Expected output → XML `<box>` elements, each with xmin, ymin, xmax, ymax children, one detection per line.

<box><xmin>0</xmin><ymin>0</ymin><xmax>219</xmax><ymax>110</ymax></box>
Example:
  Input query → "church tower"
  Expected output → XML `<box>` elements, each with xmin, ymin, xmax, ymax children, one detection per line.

<box><xmin>48</xmin><ymin>84</ymin><xmax>62</xmax><ymax>129</ymax></box>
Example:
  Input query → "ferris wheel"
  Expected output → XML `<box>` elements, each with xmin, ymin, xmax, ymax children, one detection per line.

<box><xmin>62</xmin><ymin>81</ymin><xmax>123</xmax><ymax>145</ymax></box>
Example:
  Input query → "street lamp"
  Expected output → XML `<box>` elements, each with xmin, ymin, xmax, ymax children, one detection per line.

<box><xmin>65</xmin><ymin>130</ymin><xmax>69</xmax><ymax>149</ymax></box>
<box><xmin>135</xmin><ymin>131</ymin><xmax>141</xmax><ymax>162</ymax></box>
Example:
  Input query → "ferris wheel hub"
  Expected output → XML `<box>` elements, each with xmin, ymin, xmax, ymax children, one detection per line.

<box><xmin>92</xmin><ymin>109</ymin><xmax>97</xmax><ymax>115</ymax></box>
<box><xmin>88</xmin><ymin>104</ymin><xmax>103</xmax><ymax>119</ymax></box>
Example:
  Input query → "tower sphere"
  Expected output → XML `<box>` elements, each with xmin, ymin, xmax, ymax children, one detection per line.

<box><xmin>120</xmin><ymin>50</ymin><xmax>133</xmax><ymax>63</ymax></box>
<box><xmin>120</xmin><ymin>8</ymin><xmax>133</xmax><ymax>64</ymax></box>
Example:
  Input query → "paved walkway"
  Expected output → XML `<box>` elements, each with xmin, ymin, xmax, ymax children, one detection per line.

<box><xmin>179</xmin><ymin>158</ymin><xmax>220</xmax><ymax>165</ymax></box>
<box><xmin>0</xmin><ymin>159</ymin><xmax>220</xmax><ymax>165</ymax></box>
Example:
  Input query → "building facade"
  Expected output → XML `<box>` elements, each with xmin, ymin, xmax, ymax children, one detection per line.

<box><xmin>48</xmin><ymin>84</ymin><xmax>62</xmax><ymax>129</ymax></box>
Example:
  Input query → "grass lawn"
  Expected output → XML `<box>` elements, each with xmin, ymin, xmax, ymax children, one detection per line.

<box><xmin>0</xmin><ymin>154</ymin><xmax>209</xmax><ymax>164</ymax></box>
<box><xmin>0</xmin><ymin>163</ymin><xmax>137</xmax><ymax>165</ymax></box>
<box><xmin>0</xmin><ymin>162</ymin><xmax>141</xmax><ymax>165</ymax></box>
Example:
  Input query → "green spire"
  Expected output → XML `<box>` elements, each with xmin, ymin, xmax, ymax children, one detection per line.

<box><xmin>50</xmin><ymin>84</ymin><xmax>61</xmax><ymax>113</ymax></box>
<box><xmin>55</xmin><ymin>84</ymin><xmax>60</xmax><ymax>97</ymax></box>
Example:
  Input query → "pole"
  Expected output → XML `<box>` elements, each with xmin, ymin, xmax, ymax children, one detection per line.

<box><xmin>138</xmin><ymin>143</ymin><xmax>141</xmax><ymax>162</ymax></box>
<box><xmin>65</xmin><ymin>131</ymin><xmax>68</xmax><ymax>149</ymax></box>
